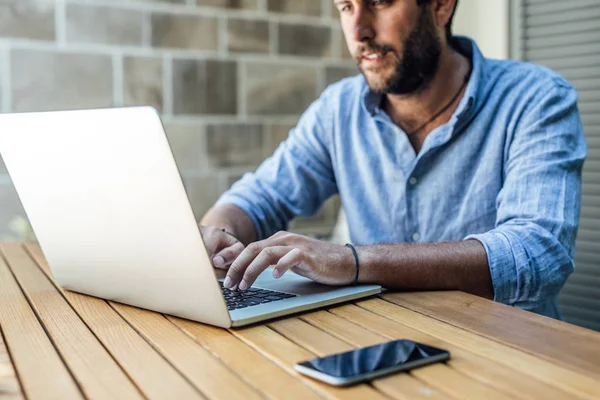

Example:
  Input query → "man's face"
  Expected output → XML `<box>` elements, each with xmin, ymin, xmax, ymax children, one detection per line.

<box><xmin>336</xmin><ymin>0</ymin><xmax>442</xmax><ymax>95</ymax></box>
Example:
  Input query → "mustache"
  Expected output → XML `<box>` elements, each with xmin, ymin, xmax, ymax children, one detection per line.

<box><xmin>356</xmin><ymin>42</ymin><xmax>396</xmax><ymax>56</ymax></box>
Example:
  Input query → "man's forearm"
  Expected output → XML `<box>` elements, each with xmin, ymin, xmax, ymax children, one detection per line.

<box><xmin>356</xmin><ymin>240</ymin><xmax>494</xmax><ymax>299</ymax></box>
<box><xmin>200</xmin><ymin>204</ymin><xmax>257</xmax><ymax>245</ymax></box>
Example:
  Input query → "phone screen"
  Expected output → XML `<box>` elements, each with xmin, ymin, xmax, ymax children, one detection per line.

<box><xmin>297</xmin><ymin>339</ymin><xmax>449</xmax><ymax>379</ymax></box>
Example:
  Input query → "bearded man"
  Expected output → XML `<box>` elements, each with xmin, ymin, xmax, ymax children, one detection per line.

<box><xmin>200</xmin><ymin>0</ymin><xmax>587</xmax><ymax>319</ymax></box>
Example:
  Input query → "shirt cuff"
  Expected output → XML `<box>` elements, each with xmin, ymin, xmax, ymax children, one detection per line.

<box><xmin>464</xmin><ymin>231</ymin><xmax>518</xmax><ymax>305</ymax></box>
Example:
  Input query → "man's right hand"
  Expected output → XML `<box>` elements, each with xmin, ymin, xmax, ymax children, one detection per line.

<box><xmin>199</xmin><ymin>226</ymin><xmax>245</xmax><ymax>270</ymax></box>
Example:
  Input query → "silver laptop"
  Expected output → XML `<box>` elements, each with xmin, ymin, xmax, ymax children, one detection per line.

<box><xmin>0</xmin><ymin>107</ymin><xmax>381</xmax><ymax>328</ymax></box>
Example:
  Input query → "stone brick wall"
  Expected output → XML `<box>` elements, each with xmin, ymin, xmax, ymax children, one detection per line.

<box><xmin>0</xmin><ymin>0</ymin><xmax>358</xmax><ymax>240</ymax></box>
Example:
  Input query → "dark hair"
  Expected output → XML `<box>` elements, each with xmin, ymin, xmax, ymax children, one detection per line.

<box><xmin>417</xmin><ymin>0</ymin><xmax>459</xmax><ymax>43</ymax></box>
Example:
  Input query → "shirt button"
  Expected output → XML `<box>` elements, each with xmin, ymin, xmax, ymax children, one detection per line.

<box><xmin>412</xmin><ymin>233</ymin><xmax>420</xmax><ymax>242</ymax></box>
<box><xmin>409</xmin><ymin>177</ymin><xmax>418</xmax><ymax>186</ymax></box>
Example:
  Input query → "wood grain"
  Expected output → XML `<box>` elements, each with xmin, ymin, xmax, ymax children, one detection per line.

<box><xmin>0</xmin><ymin>245</ymin><xmax>82</xmax><ymax>400</ymax></box>
<box><xmin>25</xmin><ymin>243</ymin><xmax>205</xmax><ymax>400</ymax></box>
<box><xmin>0</xmin><ymin>327</ymin><xmax>22</xmax><ymax>400</ymax></box>
<box><xmin>271</xmin><ymin>316</ymin><xmax>456</xmax><ymax>400</ymax></box>
<box><xmin>311</xmin><ymin>307</ymin><xmax>575</xmax><ymax>400</ymax></box>
<box><xmin>384</xmin><ymin>291</ymin><xmax>600</xmax><ymax>376</ymax></box>
<box><xmin>5</xmin><ymin>241</ymin><xmax>600</xmax><ymax>400</ymax></box>
<box><xmin>0</xmin><ymin>242</ymin><xmax>143</xmax><ymax>400</ymax></box>
<box><xmin>277</xmin><ymin>316</ymin><xmax>518</xmax><ymax>400</ymax></box>
<box><xmin>359</xmin><ymin>298</ymin><xmax>600</xmax><ymax>400</ymax></box>
<box><xmin>169</xmin><ymin>316</ymin><xmax>323</xmax><ymax>400</ymax></box>
<box><xmin>232</xmin><ymin>324</ymin><xmax>388</xmax><ymax>400</ymax></box>
<box><xmin>110</xmin><ymin>302</ymin><xmax>264</xmax><ymax>400</ymax></box>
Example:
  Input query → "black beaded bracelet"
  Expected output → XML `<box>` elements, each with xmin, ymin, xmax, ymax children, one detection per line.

<box><xmin>345</xmin><ymin>243</ymin><xmax>360</xmax><ymax>285</ymax></box>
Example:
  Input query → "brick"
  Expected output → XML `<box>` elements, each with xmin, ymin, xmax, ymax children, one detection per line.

<box><xmin>163</xmin><ymin>123</ymin><xmax>206</xmax><ymax>173</ymax></box>
<box><xmin>331</xmin><ymin>1</ymin><xmax>339</xmax><ymax>17</ymax></box>
<box><xmin>199</xmin><ymin>0</ymin><xmax>258</xmax><ymax>9</ymax></box>
<box><xmin>278</xmin><ymin>23</ymin><xmax>331</xmax><ymax>57</ymax></box>
<box><xmin>267</xmin><ymin>0</ymin><xmax>321</xmax><ymax>16</ymax></box>
<box><xmin>181</xmin><ymin>175</ymin><xmax>222</xmax><ymax>221</ymax></box>
<box><xmin>152</xmin><ymin>13</ymin><xmax>219</xmax><ymax>50</ymax></box>
<box><xmin>66</xmin><ymin>4</ymin><xmax>143</xmax><ymax>46</ymax></box>
<box><xmin>289</xmin><ymin>194</ymin><xmax>341</xmax><ymax>236</ymax></box>
<box><xmin>325</xmin><ymin>65</ymin><xmax>358</xmax><ymax>86</ymax></box>
<box><xmin>205</xmin><ymin>124</ymin><xmax>264</xmax><ymax>167</ymax></box>
<box><xmin>227</xmin><ymin>18</ymin><xmax>269</xmax><ymax>54</ymax></box>
<box><xmin>124</xmin><ymin>56</ymin><xmax>163</xmax><ymax>112</ymax></box>
<box><xmin>11</xmin><ymin>50</ymin><xmax>112</xmax><ymax>112</ymax></box>
<box><xmin>265</xmin><ymin>123</ymin><xmax>294</xmax><ymax>153</ymax></box>
<box><xmin>245</xmin><ymin>62</ymin><xmax>318</xmax><ymax>115</ymax></box>
<box><xmin>226</xmin><ymin>173</ymin><xmax>244</xmax><ymax>189</ymax></box>
<box><xmin>0</xmin><ymin>0</ymin><xmax>55</xmax><ymax>41</ymax></box>
<box><xmin>103</xmin><ymin>0</ymin><xmax>185</xmax><ymax>3</ymax></box>
<box><xmin>172</xmin><ymin>59</ymin><xmax>237</xmax><ymax>115</ymax></box>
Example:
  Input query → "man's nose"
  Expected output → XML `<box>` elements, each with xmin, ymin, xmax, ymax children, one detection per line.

<box><xmin>352</xmin><ymin>9</ymin><xmax>375</xmax><ymax>43</ymax></box>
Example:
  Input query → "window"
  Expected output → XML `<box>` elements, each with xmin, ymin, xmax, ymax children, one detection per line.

<box><xmin>512</xmin><ymin>0</ymin><xmax>600</xmax><ymax>330</ymax></box>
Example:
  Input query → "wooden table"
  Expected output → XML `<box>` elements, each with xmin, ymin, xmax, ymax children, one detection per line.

<box><xmin>1</xmin><ymin>241</ymin><xmax>600</xmax><ymax>400</ymax></box>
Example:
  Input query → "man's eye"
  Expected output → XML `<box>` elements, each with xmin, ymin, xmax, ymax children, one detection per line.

<box><xmin>370</xmin><ymin>0</ymin><xmax>389</xmax><ymax>5</ymax></box>
<box><xmin>338</xmin><ymin>3</ymin><xmax>352</xmax><ymax>12</ymax></box>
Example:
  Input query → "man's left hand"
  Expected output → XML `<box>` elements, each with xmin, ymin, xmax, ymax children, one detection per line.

<box><xmin>222</xmin><ymin>231</ymin><xmax>356</xmax><ymax>290</ymax></box>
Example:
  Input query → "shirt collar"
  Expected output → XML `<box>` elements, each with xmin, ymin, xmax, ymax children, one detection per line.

<box><xmin>361</xmin><ymin>36</ymin><xmax>486</xmax><ymax>123</ymax></box>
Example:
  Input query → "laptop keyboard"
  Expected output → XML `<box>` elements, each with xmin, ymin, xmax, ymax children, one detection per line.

<box><xmin>219</xmin><ymin>281</ymin><xmax>297</xmax><ymax>311</ymax></box>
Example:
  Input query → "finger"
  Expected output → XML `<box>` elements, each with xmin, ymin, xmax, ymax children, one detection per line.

<box><xmin>224</xmin><ymin>240</ymin><xmax>268</xmax><ymax>288</ymax></box>
<box><xmin>201</xmin><ymin>226</ymin><xmax>238</xmax><ymax>257</ymax></box>
<box><xmin>199</xmin><ymin>226</ymin><xmax>220</xmax><ymax>255</ymax></box>
<box><xmin>272</xmin><ymin>248</ymin><xmax>305</xmax><ymax>279</ymax></box>
<box><xmin>213</xmin><ymin>241</ymin><xmax>245</xmax><ymax>269</ymax></box>
<box><xmin>238</xmin><ymin>246</ymin><xmax>291</xmax><ymax>290</ymax></box>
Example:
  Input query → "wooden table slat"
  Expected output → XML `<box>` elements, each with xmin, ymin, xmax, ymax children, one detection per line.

<box><xmin>385</xmin><ymin>291</ymin><xmax>600</xmax><ymax>376</ymax></box>
<box><xmin>4</xmin><ymin>241</ymin><xmax>600</xmax><ymax>400</ymax></box>
<box><xmin>360</xmin><ymin>298</ymin><xmax>600</xmax><ymax>400</ymax></box>
<box><xmin>24</xmin><ymin>243</ymin><xmax>205</xmax><ymax>400</ymax></box>
<box><xmin>297</xmin><ymin>312</ymin><xmax>454</xmax><ymax>400</ymax></box>
<box><xmin>109</xmin><ymin>302</ymin><xmax>264</xmax><ymax>400</ymax></box>
<box><xmin>232</xmin><ymin>325</ymin><xmax>387</xmax><ymax>400</ymax></box>
<box><xmin>0</xmin><ymin>243</ymin><xmax>143</xmax><ymax>400</ymax></box>
<box><xmin>273</xmin><ymin>316</ymin><xmax>515</xmax><ymax>400</ymax></box>
<box><xmin>311</xmin><ymin>307</ymin><xmax>574</xmax><ymax>400</ymax></box>
<box><xmin>0</xmin><ymin>327</ymin><xmax>23</xmax><ymax>400</ymax></box>
<box><xmin>0</xmin><ymin>246</ymin><xmax>83</xmax><ymax>400</ymax></box>
<box><xmin>270</xmin><ymin>317</ymin><xmax>457</xmax><ymax>400</ymax></box>
<box><xmin>168</xmin><ymin>316</ymin><xmax>324</xmax><ymax>400</ymax></box>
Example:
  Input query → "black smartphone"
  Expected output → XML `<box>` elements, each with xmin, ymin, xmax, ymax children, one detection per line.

<box><xmin>294</xmin><ymin>339</ymin><xmax>450</xmax><ymax>386</ymax></box>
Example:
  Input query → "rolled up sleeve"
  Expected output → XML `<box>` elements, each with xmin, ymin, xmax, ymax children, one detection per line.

<box><xmin>215</xmin><ymin>93</ymin><xmax>338</xmax><ymax>240</ymax></box>
<box><xmin>466</xmin><ymin>81</ymin><xmax>587</xmax><ymax>311</ymax></box>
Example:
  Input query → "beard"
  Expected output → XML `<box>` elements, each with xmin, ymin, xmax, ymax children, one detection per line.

<box><xmin>355</xmin><ymin>7</ymin><xmax>442</xmax><ymax>95</ymax></box>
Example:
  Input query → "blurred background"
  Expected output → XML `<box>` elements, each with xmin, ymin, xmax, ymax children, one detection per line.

<box><xmin>0</xmin><ymin>0</ymin><xmax>597</xmax><ymax>330</ymax></box>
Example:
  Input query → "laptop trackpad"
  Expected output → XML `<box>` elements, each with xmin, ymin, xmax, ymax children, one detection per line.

<box><xmin>252</xmin><ymin>268</ymin><xmax>336</xmax><ymax>295</ymax></box>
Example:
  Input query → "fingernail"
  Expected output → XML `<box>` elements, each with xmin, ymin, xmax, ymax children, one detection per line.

<box><xmin>213</xmin><ymin>256</ymin><xmax>225</xmax><ymax>267</ymax></box>
<box><xmin>223</xmin><ymin>276</ymin><xmax>232</xmax><ymax>288</ymax></box>
<box><xmin>239</xmin><ymin>280</ymin><xmax>248</xmax><ymax>291</ymax></box>
<box><xmin>273</xmin><ymin>269</ymin><xmax>281</xmax><ymax>279</ymax></box>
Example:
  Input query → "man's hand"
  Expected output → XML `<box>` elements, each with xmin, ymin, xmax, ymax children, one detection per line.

<box><xmin>199</xmin><ymin>225</ymin><xmax>245</xmax><ymax>270</ymax></box>
<box><xmin>222</xmin><ymin>231</ymin><xmax>356</xmax><ymax>290</ymax></box>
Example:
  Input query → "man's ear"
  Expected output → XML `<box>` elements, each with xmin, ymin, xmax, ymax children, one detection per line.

<box><xmin>432</xmin><ymin>0</ymin><xmax>457</xmax><ymax>29</ymax></box>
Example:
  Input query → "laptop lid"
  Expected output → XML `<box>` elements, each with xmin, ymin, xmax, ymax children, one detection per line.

<box><xmin>0</xmin><ymin>107</ymin><xmax>232</xmax><ymax>327</ymax></box>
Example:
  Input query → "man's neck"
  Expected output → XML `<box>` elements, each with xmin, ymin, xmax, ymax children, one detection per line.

<box><xmin>383</xmin><ymin>46</ymin><xmax>471</xmax><ymax>137</ymax></box>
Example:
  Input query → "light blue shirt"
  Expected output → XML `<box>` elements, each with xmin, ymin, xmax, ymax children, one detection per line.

<box><xmin>216</xmin><ymin>38</ymin><xmax>587</xmax><ymax>319</ymax></box>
